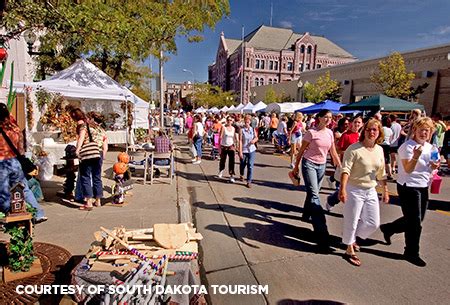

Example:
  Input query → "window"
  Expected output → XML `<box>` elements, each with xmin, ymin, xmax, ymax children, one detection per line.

<box><xmin>254</xmin><ymin>78</ymin><xmax>259</xmax><ymax>86</ymax></box>
<box><xmin>274</xmin><ymin>61</ymin><xmax>279</xmax><ymax>70</ymax></box>
<box><xmin>268</xmin><ymin>78</ymin><xmax>272</xmax><ymax>84</ymax></box>
<box><xmin>316</xmin><ymin>64</ymin><xmax>322</xmax><ymax>69</ymax></box>
<box><xmin>299</xmin><ymin>63</ymin><xmax>303</xmax><ymax>72</ymax></box>
<box><xmin>14</xmin><ymin>192</ymin><xmax>21</xmax><ymax>200</ymax></box>
<box><xmin>300</xmin><ymin>45</ymin><xmax>305</xmax><ymax>53</ymax></box>
<box><xmin>255</xmin><ymin>59</ymin><xmax>260</xmax><ymax>69</ymax></box>
<box><xmin>245</xmin><ymin>76</ymin><xmax>249</xmax><ymax>90</ymax></box>
<box><xmin>307</xmin><ymin>46</ymin><xmax>312</xmax><ymax>54</ymax></box>
<box><xmin>246</xmin><ymin>58</ymin><xmax>250</xmax><ymax>67</ymax></box>
<box><xmin>287</xmin><ymin>62</ymin><xmax>293</xmax><ymax>71</ymax></box>
<box><xmin>260</xmin><ymin>78</ymin><xmax>264</xmax><ymax>86</ymax></box>
<box><xmin>261</xmin><ymin>60</ymin><xmax>265</xmax><ymax>70</ymax></box>
<box><xmin>274</xmin><ymin>78</ymin><xmax>278</xmax><ymax>83</ymax></box>
<box><xmin>269</xmin><ymin>60</ymin><xmax>274</xmax><ymax>70</ymax></box>
<box><xmin>306</xmin><ymin>63</ymin><xmax>310</xmax><ymax>70</ymax></box>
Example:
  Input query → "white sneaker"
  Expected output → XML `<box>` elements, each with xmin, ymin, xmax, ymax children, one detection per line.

<box><xmin>192</xmin><ymin>158</ymin><xmax>197</xmax><ymax>162</ymax></box>
<box><xmin>218</xmin><ymin>170</ymin><xmax>224</xmax><ymax>178</ymax></box>
<box><xmin>193</xmin><ymin>160</ymin><xmax>201</xmax><ymax>165</ymax></box>
<box><xmin>229</xmin><ymin>177</ymin><xmax>235</xmax><ymax>183</ymax></box>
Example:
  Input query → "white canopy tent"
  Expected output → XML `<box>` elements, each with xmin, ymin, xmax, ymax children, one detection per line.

<box><xmin>220</xmin><ymin>106</ymin><xmax>229</xmax><ymax>112</ymax></box>
<box><xmin>228</xmin><ymin>103</ymin><xmax>245</xmax><ymax>113</ymax></box>
<box><xmin>208</xmin><ymin>107</ymin><xmax>220</xmax><ymax>114</ymax></box>
<box><xmin>265</xmin><ymin>102</ymin><xmax>314</xmax><ymax>113</ymax></box>
<box><xmin>241</xmin><ymin>103</ymin><xmax>254</xmax><ymax>113</ymax></box>
<box><xmin>13</xmin><ymin>59</ymin><xmax>149</xmax><ymax>130</ymax></box>
<box><xmin>194</xmin><ymin>106</ymin><xmax>207</xmax><ymax>113</ymax></box>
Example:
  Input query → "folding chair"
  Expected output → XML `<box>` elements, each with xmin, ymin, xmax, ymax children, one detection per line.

<box><xmin>149</xmin><ymin>152</ymin><xmax>174</xmax><ymax>185</ymax></box>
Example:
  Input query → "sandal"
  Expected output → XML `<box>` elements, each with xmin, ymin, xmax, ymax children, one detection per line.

<box><xmin>343</xmin><ymin>252</ymin><xmax>361</xmax><ymax>266</ymax></box>
<box><xmin>353</xmin><ymin>243</ymin><xmax>360</xmax><ymax>252</ymax></box>
<box><xmin>79</xmin><ymin>205</ymin><xmax>93</xmax><ymax>211</ymax></box>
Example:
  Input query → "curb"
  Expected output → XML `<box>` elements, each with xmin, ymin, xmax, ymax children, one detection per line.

<box><xmin>175</xmin><ymin>146</ymin><xmax>193</xmax><ymax>224</ymax></box>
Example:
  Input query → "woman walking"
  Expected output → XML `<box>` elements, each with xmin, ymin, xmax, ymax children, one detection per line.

<box><xmin>218</xmin><ymin>116</ymin><xmax>238</xmax><ymax>183</ymax></box>
<box><xmin>380</xmin><ymin>117</ymin><xmax>439</xmax><ymax>267</ymax></box>
<box><xmin>239</xmin><ymin>115</ymin><xmax>258</xmax><ymax>188</ymax></box>
<box><xmin>70</xmin><ymin>108</ymin><xmax>103</xmax><ymax>210</ymax></box>
<box><xmin>192</xmin><ymin>115</ymin><xmax>204</xmax><ymax>165</ymax></box>
<box><xmin>339</xmin><ymin>118</ymin><xmax>389</xmax><ymax>266</ymax></box>
<box><xmin>292</xmin><ymin>109</ymin><xmax>341</xmax><ymax>251</ymax></box>
<box><xmin>0</xmin><ymin>104</ymin><xmax>47</xmax><ymax>222</ymax></box>
<box><xmin>288</xmin><ymin>112</ymin><xmax>304</xmax><ymax>168</ymax></box>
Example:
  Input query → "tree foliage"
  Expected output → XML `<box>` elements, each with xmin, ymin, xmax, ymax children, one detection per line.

<box><xmin>1</xmin><ymin>0</ymin><xmax>229</xmax><ymax>88</ymax></box>
<box><xmin>191</xmin><ymin>83</ymin><xmax>235</xmax><ymax>108</ymax></box>
<box><xmin>303</xmin><ymin>71</ymin><xmax>341</xmax><ymax>103</ymax></box>
<box><xmin>371</xmin><ymin>52</ymin><xmax>416</xmax><ymax>99</ymax></box>
<box><xmin>264</xmin><ymin>86</ymin><xmax>279</xmax><ymax>103</ymax></box>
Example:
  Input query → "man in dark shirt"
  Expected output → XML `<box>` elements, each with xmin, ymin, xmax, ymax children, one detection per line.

<box><xmin>153</xmin><ymin>130</ymin><xmax>172</xmax><ymax>176</ymax></box>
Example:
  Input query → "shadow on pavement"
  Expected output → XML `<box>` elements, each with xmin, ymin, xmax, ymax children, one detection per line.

<box><xmin>233</xmin><ymin>196</ymin><xmax>303</xmax><ymax>213</ymax></box>
<box><xmin>386</xmin><ymin>195</ymin><xmax>450</xmax><ymax>212</ymax></box>
<box><xmin>254</xmin><ymin>162</ymin><xmax>289</xmax><ymax>169</ymax></box>
<box><xmin>278</xmin><ymin>299</ymin><xmax>345</xmax><ymax>305</ymax></box>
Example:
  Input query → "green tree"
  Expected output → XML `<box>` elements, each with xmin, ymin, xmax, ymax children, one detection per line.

<box><xmin>264</xmin><ymin>86</ymin><xmax>280</xmax><ymax>103</ymax></box>
<box><xmin>2</xmin><ymin>0</ymin><xmax>230</xmax><ymax>84</ymax></box>
<box><xmin>192</xmin><ymin>83</ymin><xmax>235</xmax><ymax>108</ymax></box>
<box><xmin>371</xmin><ymin>52</ymin><xmax>416</xmax><ymax>99</ymax></box>
<box><xmin>303</xmin><ymin>71</ymin><xmax>341</xmax><ymax>103</ymax></box>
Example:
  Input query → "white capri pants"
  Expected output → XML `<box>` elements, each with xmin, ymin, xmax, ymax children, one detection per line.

<box><xmin>342</xmin><ymin>183</ymin><xmax>380</xmax><ymax>245</ymax></box>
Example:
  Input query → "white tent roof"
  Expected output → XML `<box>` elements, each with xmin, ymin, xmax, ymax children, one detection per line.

<box><xmin>13</xmin><ymin>59</ymin><xmax>149</xmax><ymax>128</ymax></box>
<box><xmin>208</xmin><ymin>107</ymin><xmax>220</xmax><ymax>114</ymax></box>
<box><xmin>265</xmin><ymin>102</ymin><xmax>314</xmax><ymax>113</ymax></box>
<box><xmin>194</xmin><ymin>106</ymin><xmax>207</xmax><ymax>113</ymax></box>
<box><xmin>241</xmin><ymin>103</ymin><xmax>254</xmax><ymax>113</ymax></box>
<box><xmin>220</xmin><ymin>106</ymin><xmax>229</xmax><ymax>112</ymax></box>
<box><xmin>228</xmin><ymin>103</ymin><xmax>245</xmax><ymax>113</ymax></box>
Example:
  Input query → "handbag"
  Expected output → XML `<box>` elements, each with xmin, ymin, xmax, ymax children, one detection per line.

<box><xmin>78</xmin><ymin>124</ymin><xmax>101</xmax><ymax>161</ymax></box>
<box><xmin>0</xmin><ymin>127</ymin><xmax>37</xmax><ymax>175</ymax></box>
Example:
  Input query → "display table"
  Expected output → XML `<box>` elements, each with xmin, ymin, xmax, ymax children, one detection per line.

<box><xmin>106</xmin><ymin>130</ymin><xmax>128</xmax><ymax>144</ymax></box>
<box><xmin>71</xmin><ymin>258</ymin><xmax>205</xmax><ymax>304</ymax></box>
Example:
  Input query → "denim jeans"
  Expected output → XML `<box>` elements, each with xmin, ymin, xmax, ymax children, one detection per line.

<box><xmin>194</xmin><ymin>137</ymin><xmax>203</xmax><ymax>158</ymax></box>
<box><xmin>277</xmin><ymin>134</ymin><xmax>288</xmax><ymax>148</ymax></box>
<box><xmin>79</xmin><ymin>157</ymin><xmax>103</xmax><ymax>199</ymax></box>
<box><xmin>327</xmin><ymin>181</ymin><xmax>341</xmax><ymax>207</ymax></box>
<box><xmin>0</xmin><ymin>158</ymin><xmax>45</xmax><ymax>219</ymax></box>
<box><xmin>239</xmin><ymin>151</ymin><xmax>256</xmax><ymax>183</ymax></box>
<box><xmin>301</xmin><ymin>158</ymin><xmax>328</xmax><ymax>239</ymax></box>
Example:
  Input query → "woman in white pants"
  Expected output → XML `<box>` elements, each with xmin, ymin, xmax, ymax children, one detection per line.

<box><xmin>339</xmin><ymin>118</ymin><xmax>389</xmax><ymax>266</ymax></box>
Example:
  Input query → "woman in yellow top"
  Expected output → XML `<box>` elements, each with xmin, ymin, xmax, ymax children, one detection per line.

<box><xmin>339</xmin><ymin>118</ymin><xmax>389</xmax><ymax>266</ymax></box>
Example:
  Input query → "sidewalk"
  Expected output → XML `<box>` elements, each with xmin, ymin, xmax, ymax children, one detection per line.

<box><xmin>1</xmin><ymin>147</ymin><xmax>180</xmax><ymax>256</ymax></box>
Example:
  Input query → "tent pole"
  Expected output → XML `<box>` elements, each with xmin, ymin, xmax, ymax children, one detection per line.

<box><xmin>125</xmin><ymin>95</ymin><xmax>128</xmax><ymax>153</ymax></box>
<box><xmin>159</xmin><ymin>49</ymin><xmax>164</xmax><ymax>129</ymax></box>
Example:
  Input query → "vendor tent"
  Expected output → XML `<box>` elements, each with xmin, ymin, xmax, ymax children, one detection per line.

<box><xmin>228</xmin><ymin>103</ymin><xmax>245</xmax><ymax>113</ymax></box>
<box><xmin>265</xmin><ymin>102</ymin><xmax>314</xmax><ymax>113</ymax></box>
<box><xmin>241</xmin><ymin>103</ymin><xmax>254</xmax><ymax>113</ymax></box>
<box><xmin>13</xmin><ymin>59</ymin><xmax>149</xmax><ymax>129</ymax></box>
<box><xmin>299</xmin><ymin>100</ymin><xmax>342</xmax><ymax>114</ymax></box>
<box><xmin>220</xmin><ymin>106</ymin><xmax>229</xmax><ymax>112</ymax></box>
<box><xmin>194</xmin><ymin>106</ymin><xmax>207</xmax><ymax>113</ymax></box>
<box><xmin>208</xmin><ymin>107</ymin><xmax>220</xmax><ymax>114</ymax></box>
<box><xmin>252</xmin><ymin>101</ymin><xmax>267</xmax><ymax>113</ymax></box>
<box><xmin>340</xmin><ymin>94</ymin><xmax>425</xmax><ymax>112</ymax></box>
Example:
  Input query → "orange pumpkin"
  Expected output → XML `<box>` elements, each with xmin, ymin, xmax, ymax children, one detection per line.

<box><xmin>117</xmin><ymin>152</ymin><xmax>130</xmax><ymax>163</ymax></box>
<box><xmin>113</xmin><ymin>162</ymin><xmax>128</xmax><ymax>175</ymax></box>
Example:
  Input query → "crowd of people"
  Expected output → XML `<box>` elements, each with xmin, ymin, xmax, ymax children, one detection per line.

<box><xmin>1</xmin><ymin>102</ymin><xmax>449</xmax><ymax>268</ymax></box>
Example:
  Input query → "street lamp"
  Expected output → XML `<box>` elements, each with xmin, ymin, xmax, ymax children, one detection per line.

<box><xmin>182</xmin><ymin>68</ymin><xmax>195</xmax><ymax>107</ymax></box>
<box><xmin>297</xmin><ymin>80</ymin><xmax>304</xmax><ymax>102</ymax></box>
<box><xmin>252</xmin><ymin>91</ymin><xmax>257</xmax><ymax>103</ymax></box>
<box><xmin>23</xmin><ymin>29</ymin><xmax>55</xmax><ymax>57</ymax></box>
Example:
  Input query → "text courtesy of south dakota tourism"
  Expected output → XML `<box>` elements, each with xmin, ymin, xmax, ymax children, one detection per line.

<box><xmin>15</xmin><ymin>284</ymin><xmax>269</xmax><ymax>295</ymax></box>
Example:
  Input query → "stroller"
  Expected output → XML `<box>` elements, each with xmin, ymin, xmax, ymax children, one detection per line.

<box><xmin>210</xmin><ymin>132</ymin><xmax>221</xmax><ymax>160</ymax></box>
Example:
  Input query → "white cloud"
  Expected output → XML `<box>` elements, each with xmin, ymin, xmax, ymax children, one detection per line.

<box><xmin>279</xmin><ymin>20</ymin><xmax>294</xmax><ymax>29</ymax></box>
<box><xmin>434</xmin><ymin>25</ymin><xmax>450</xmax><ymax>35</ymax></box>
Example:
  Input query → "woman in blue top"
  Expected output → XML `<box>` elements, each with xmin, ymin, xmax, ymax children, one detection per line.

<box><xmin>239</xmin><ymin>115</ymin><xmax>258</xmax><ymax>188</ymax></box>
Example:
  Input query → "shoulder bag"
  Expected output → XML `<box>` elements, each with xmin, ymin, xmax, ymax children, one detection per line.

<box><xmin>0</xmin><ymin>127</ymin><xmax>37</xmax><ymax>175</ymax></box>
<box><xmin>78</xmin><ymin>123</ymin><xmax>101</xmax><ymax>161</ymax></box>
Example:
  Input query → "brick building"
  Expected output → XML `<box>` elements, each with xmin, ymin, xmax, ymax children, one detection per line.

<box><xmin>208</xmin><ymin>25</ymin><xmax>356</xmax><ymax>103</ymax></box>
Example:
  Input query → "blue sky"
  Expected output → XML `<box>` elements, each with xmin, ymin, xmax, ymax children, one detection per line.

<box><xmin>160</xmin><ymin>0</ymin><xmax>450</xmax><ymax>84</ymax></box>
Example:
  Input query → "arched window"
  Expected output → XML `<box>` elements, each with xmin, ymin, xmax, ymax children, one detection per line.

<box><xmin>255</xmin><ymin>59</ymin><xmax>260</xmax><ymax>69</ymax></box>
<box><xmin>260</xmin><ymin>78</ymin><xmax>264</xmax><ymax>86</ymax></box>
<box><xmin>300</xmin><ymin>45</ymin><xmax>305</xmax><ymax>53</ymax></box>
<box><xmin>254</xmin><ymin>78</ymin><xmax>259</xmax><ymax>86</ymax></box>
<box><xmin>268</xmin><ymin>78</ymin><xmax>272</xmax><ymax>84</ymax></box>
<box><xmin>307</xmin><ymin>45</ymin><xmax>312</xmax><ymax>54</ymax></box>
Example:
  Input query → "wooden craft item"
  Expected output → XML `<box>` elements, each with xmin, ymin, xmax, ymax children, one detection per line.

<box><xmin>3</xmin><ymin>258</ymin><xmax>43</xmax><ymax>283</ymax></box>
<box><xmin>89</xmin><ymin>261</ymin><xmax>138</xmax><ymax>272</ymax></box>
<box><xmin>177</xmin><ymin>241</ymin><xmax>199</xmax><ymax>253</ymax></box>
<box><xmin>153</xmin><ymin>223</ymin><xmax>188</xmax><ymax>249</ymax></box>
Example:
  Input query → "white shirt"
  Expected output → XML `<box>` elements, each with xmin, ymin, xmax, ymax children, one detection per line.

<box><xmin>390</xmin><ymin>121</ymin><xmax>402</xmax><ymax>147</ymax></box>
<box><xmin>397</xmin><ymin>139</ymin><xmax>433</xmax><ymax>188</ymax></box>
<box><xmin>277</xmin><ymin>121</ymin><xmax>287</xmax><ymax>135</ymax></box>
<box><xmin>221</xmin><ymin>126</ymin><xmax>235</xmax><ymax>147</ymax></box>
<box><xmin>195</xmin><ymin>122</ymin><xmax>204</xmax><ymax>137</ymax></box>
<box><xmin>382</xmin><ymin>127</ymin><xmax>393</xmax><ymax>145</ymax></box>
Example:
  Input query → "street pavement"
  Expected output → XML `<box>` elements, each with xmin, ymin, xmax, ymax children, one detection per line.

<box><xmin>1</xmin><ymin>136</ymin><xmax>449</xmax><ymax>305</ymax></box>
<box><xmin>176</xmin><ymin>138</ymin><xmax>450</xmax><ymax>305</ymax></box>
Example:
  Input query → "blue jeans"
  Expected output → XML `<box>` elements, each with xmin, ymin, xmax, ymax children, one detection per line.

<box><xmin>327</xmin><ymin>181</ymin><xmax>341</xmax><ymax>207</ymax></box>
<box><xmin>194</xmin><ymin>137</ymin><xmax>203</xmax><ymax>158</ymax></box>
<box><xmin>0</xmin><ymin>158</ymin><xmax>45</xmax><ymax>219</ymax></box>
<box><xmin>301</xmin><ymin>158</ymin><xmax>328</xmax><ymax>238</ymax></box>
<box><xmin>79</xmin><ymin>157</ymin><xmax>103</xmax><ymax>199</ymax></box>
<box><xmin>240</xmin><ymin>151</ymin><xmax>256</xmax><ymax>183</ymax></box>
<box><xmin>277</xmin><ymin>134</ymin><xmax>287</xmax><ymax>148</ymax></box>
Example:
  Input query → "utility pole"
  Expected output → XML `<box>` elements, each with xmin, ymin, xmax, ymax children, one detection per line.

<box><xmin>159</xmin><ymin>49</ymin><xmax>164</xmax><ymax>129</ymax></box>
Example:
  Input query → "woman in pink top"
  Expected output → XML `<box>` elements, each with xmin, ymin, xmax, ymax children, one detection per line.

<box><xmin>293</xmin><ymin>109</ymin><xmax>341</xmax><ymax>251</ymax></box>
